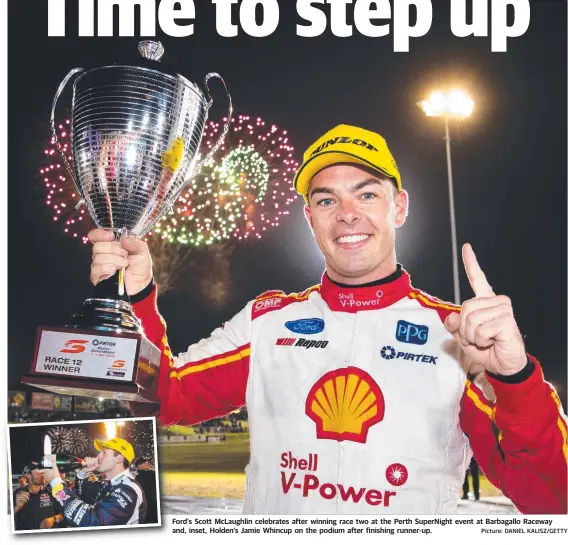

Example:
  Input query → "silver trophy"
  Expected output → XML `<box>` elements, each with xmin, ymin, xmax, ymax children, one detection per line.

<box><xmin>22</xmin><ymin>41</ymin><xmax>232</xmax><ymax>402</ymax></box>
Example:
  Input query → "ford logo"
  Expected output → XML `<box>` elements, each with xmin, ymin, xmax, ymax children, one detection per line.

<box><xmin>285</xmin><ymin>318</ymin><xmax>325</xmax><ymax>335</ymax></box>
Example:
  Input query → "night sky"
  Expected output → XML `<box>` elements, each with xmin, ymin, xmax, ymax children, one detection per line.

<box><xmin>8</xmin><ymin>1</ymin><xmax>567</xmax><ymax>407</ymax></box>
<box><xmin>9</xmin><ymin>419</ymin><xmax>156</xmax><ymax>475</ymax></box>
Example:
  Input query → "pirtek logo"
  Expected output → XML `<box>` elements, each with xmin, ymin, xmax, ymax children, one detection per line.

<box><xmin>60</xmin><ymin>340</ymin><xmax>89</xmax><ymax>354</ymax></box>
<box><xmin>310</xmin><ymin>136</ymin><xmax>379</xmax><ymax>157</ymax></box>
<box><xmin>276</xmin><ymin>338</ymin><xmax>329</xmax><ymax>349</ymax></box>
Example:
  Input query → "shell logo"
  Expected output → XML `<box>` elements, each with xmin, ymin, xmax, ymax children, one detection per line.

<box><xmin>305</xmin><ymin>367</ymin><xmax>385</xmax><ymax>443</ymax></box>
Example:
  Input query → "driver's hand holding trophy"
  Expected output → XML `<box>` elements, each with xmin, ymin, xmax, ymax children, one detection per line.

<box><xmin>23</xmin><ymin>41</ymin><xmax>232</xmax><ymax>404</ymax></box>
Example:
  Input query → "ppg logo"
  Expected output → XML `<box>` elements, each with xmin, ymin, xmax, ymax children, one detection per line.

<box><xmin>396</xmin><ymin>320</ymin><xmax>429</xmax><ymax>345</ymax></box>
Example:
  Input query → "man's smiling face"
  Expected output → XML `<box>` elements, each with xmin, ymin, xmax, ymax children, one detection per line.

<box><xmin>305</xmin><ymin>164</ymin><xmax>408</xmax><ymax>284</ymax></box>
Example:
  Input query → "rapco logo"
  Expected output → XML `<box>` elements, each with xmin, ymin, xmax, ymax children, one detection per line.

<box><xmin>111</xmin><ymin>360</ymin><xmax>126</xmax><ymax>368</ymax></box>
<box><xmin>254</xmin><ymin>298</ymin><xmax>282</xmax><ymax>311</ymax></box>
<box><xmin>305</xmin><ymin>367</ymin><xmax>385</xmax><ymax>443</ymax></box>
<box><xmin>310</xmin><ymin>136</ymin><xmax>379</xmax><ymax>157</ymax></box>
<box><xmin>276</xmin><ymin>338</ymin><xmax>329</xmax><ymax>349</ymax></box>
<box><xmin>60</xmin><ymin>339</ymin><xmax>89</xmax><ymax>354</ymax></box>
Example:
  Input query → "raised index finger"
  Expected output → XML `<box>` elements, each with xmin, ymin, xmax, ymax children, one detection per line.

<box><xmin>462</xmin><ymin>243</ymin><xmax>495</xmax><ymax>298</ymax></box>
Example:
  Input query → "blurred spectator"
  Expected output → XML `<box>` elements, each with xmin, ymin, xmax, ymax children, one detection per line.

<box><xmin>462</xmin><ymin>457</ymin><xmax>480</xmax><ymax>500</ymax></box>
<box><xmin>13</xmin><ymin>462</ymin><xmax>64</xmax><ymax>530</ymax></box>
<box><xmin>133</xmin><ymin>457</ymin><xmax>158</xmax><ymax>524</ymax></box>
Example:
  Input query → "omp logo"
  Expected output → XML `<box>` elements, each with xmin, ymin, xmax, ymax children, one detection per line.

<box><xmin>306</xmin><ymin>367</ymin><xmax>385</xmax><ymax>443</ymax></box>
<box><xmin>396</xmin><ymin>320</ymin><xmax>429</xmax><ymax>345</ymax></box>
<box><xmin>60</xmin><ymin>340</ymin><xmax>89</xmax><ymax>354</ymax></box>
<box><xmin>254</xmin><ymin>298</ymin><xmax>282</xmax><ymax>311</ymax></box>
<box><xmin>111</xmin><ymin>360</ymin><xmax>126</xmax><ymax>368</ymax></box>
<box><xmin>285</xmin><ymin>318</ymin><xmax>325</xmax><ymax>335</ymax></box>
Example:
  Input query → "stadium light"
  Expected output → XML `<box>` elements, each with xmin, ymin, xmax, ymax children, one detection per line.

<box><xmin>418</xmin><ymin>90</ymin><xmax>475</xmax><ymax>304</ymax></box>
<box><xmin>418</xmin><ymin>90</ymin><xmax>474</xmax><ymax>118</ymax></box>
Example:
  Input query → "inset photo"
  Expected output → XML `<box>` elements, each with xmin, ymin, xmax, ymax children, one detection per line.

<box><xmin>8</xmin><ymin>417</ymin><xmax>160</xmax><ymax>533</ymax></box>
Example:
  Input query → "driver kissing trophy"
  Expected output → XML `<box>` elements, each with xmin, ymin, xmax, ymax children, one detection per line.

<box><xmin>22</xmin><ymin>41</ymin><xmax>232</xmax><ymax>403</ymax></box>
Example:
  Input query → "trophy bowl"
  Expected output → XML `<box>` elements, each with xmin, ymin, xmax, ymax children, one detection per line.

<box><xmin>22</xmin><ymin>41</ymin><xmax>232</xmax><ymax>402</ymax></box>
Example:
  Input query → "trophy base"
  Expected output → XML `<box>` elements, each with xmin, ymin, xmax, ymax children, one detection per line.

<box><xmin>67</xmin><ymin>298</ymin><xmax>142</xmax><ymax>333</ymax></box>
<box><xmin>21</xmin><ymin>374</ymin><xmax>159</xmax><ymax>403</ymax></box>
<box><xmin>24</xmin><ymin>326</ymin><xmax>162</xmax><ymax>404</ymax></box>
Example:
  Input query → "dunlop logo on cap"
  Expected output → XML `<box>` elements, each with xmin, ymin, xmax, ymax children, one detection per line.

<box><xmin>305</xmin><ymin>367</ymin><xmax>385</xmax><ymax>443</ymax></box>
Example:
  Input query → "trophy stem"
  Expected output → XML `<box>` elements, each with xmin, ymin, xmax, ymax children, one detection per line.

<box><xmin>118</xmin><ymin>267</ymin><xmax>125</xmax><ymax>297</ymax></box>
<box><xmin>114</xmin><ymin>228</ymin><xmax>129</xmax><ymax>297</ymax></box>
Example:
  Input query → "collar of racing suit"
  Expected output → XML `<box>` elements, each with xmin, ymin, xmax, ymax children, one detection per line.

<box><xmin>109</xmin><ymin>469</ymin><xmax>132</xmax><ymax>486</ymax></box>
<box><xmin>320</xmin><ymin>264</ymin><xmax>412</xmax><ymax>312</ymax></box>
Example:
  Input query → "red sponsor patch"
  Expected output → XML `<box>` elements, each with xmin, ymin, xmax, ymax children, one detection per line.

<box><xmin>276</xmin><ymin>338</ymin><xmax>296</xmax><ymax>346</ymax></box>
<box><xmin>385</xmin><ymin>463</ymin><xmax>408</xmax><ymax>487</ymax></box>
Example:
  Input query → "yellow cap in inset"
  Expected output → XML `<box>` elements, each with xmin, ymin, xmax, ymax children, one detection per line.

<box><xmin>94</xmin><ymin>437</ymin><xmax>135</xmax><ymax>464</ymax></box>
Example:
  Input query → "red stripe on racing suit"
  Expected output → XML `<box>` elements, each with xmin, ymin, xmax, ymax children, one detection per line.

<box><xmin>132</xmin><ymin>284</ymin><xmax>251</xmax><ymax>425</ymax></box>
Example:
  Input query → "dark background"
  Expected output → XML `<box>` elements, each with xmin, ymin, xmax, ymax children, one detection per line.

<box><xmin>8</xmin><ymin>0</ymin><xmax>567</xmax><ymax>407</ymax></box>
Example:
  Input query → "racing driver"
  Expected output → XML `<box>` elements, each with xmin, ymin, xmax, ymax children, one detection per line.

<box><xmin>88</xmin><ymin>124</ymin><xmax>567</xmax><ymax>515</ymax></box>
<box><xmin>39</xmin><ymin>437</ymin><xmax>147</xmax><ymax>526</ymax></box>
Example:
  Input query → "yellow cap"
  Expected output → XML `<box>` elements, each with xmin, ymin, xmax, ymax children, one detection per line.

<box><xmin>294</xmin><ymin>124</ymin><xmax>402</xmax><ymax>201</ymax></box>
<box><xmin>94</xmin><ymin>437</ymin><xmax>135</xmax><ymax>464</ymax></box>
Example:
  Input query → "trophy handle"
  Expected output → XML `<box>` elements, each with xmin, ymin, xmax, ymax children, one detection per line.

<box><xmin>51</xmin><ymin>68</ymin><xmax>84</xmax><ymax>203</ymax></box>
<box><xmin>201</xmin><ymin>72</ymin><xmax>233</xmax><ymax>164</ymax></box>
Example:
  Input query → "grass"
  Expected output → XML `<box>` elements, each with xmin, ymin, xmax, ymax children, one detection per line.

<box><xmin>158</xmin><ymin>434</ymin><xmax>250</xmax><ymax>473</ymax></box>
<box><xmin>159</xmin><ymin>472</ymin><xmax>246</xmax><ymax>498</ymax></box>
<box><xmin>158</xmin><ymin>433</ymin><xmax>504</xmax><ymax>500</ymax></box>
<box><xmin>477</xmin><ymin>475</ymin><xmax>501</xmax><ymax>497</ymax></box>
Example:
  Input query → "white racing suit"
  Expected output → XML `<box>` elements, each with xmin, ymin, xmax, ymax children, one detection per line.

<box><xmin>50</xmin><ymin>470</ymin><xmax>147</xmax><ymax>526</ymax></box>
<box><xmin>132</xmin><ymin>266</ymin><xmax>567</xmax><ymax>514</ymax></box>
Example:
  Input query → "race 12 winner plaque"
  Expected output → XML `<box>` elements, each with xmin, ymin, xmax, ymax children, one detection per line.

<box><xmin>23</xmin><ymin>327</ymin><xmax>161</xmax><ymax>403</ymax></box>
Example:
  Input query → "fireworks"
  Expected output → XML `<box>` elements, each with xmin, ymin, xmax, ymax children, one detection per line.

<box><xmin>150</xmin><ymin>114</ymin><xmax>300</xmax><ymax>246</ymax></box>
<box><xmin>40</xmin><ymin>119</ymin><xmax>90</xmax><ymax>243</ymax></box>
<box><xmin>45</xmin><ymin>426</ymin><xmax>92</xmax><ymax>457</ymax></box>
<box><xmin>66</xmin><ymin>427</ymin><xmax>92</xmax><ymax>457</ymax></box>
<box><xmin>45</xmin><ymin>426</ymin><xmax>71</xmax><ymax>453</ymax></box>
<box><xmin>42</xmin><ymin>114</ymin><xmax>300</xmax><ymax>248</ymax></box>
<box><xmin>121</xmin><ymin>420</ymin><xmax>155</xmax><ymax>466</ymax></box>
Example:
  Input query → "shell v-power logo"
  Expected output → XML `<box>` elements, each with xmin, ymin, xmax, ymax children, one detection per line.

<box><xmin>305</xmin><ymin>367</ymin><xmax>385</xmax><ymax>443</ymax></box>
